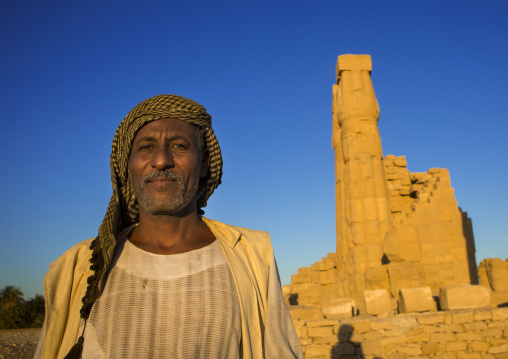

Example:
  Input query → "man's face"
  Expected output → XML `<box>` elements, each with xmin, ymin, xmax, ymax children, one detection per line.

<box><xmin>128</xmin><ymin>118</ymin><xmax>208</xmax><ymax>217</ymax></box>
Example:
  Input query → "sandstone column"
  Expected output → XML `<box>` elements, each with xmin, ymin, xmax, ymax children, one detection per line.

<box><xmin>332</xmin><ymin>55</ymin><xmax>392</xmax><ymax>300</ymax></box>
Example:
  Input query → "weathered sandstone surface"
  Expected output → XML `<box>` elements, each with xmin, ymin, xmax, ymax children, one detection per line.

<box><xmin>284</xmin><ymin>54</ymin><xmax>507</xmax><ymax>358</ymax></box>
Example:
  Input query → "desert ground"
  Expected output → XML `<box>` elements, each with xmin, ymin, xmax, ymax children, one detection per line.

<box><xmin>0</xmin><ymin>328</ymin><xmax>40</xmax><ymax>359</ymax></box>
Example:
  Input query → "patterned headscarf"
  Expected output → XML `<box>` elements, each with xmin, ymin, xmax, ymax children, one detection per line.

<box><xmin>65</xmin><ymin>94</ymin><xmax>222</xmax><ymax>359</ymax></box>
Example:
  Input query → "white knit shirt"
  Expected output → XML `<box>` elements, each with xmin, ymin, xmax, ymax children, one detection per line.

<box><xmin>34</xmin><ymin>223</ymin><xmax>304</xmax><ymax>359</ymax></box>
<box><xmin>81</xmin><ymin>238</ymin><xmax>241</xmax><ymax>358</ymax></box>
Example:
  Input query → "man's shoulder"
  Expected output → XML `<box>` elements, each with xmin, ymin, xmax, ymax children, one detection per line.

<box><xmin>48</xmin><ymin>238</ymin><xmax>95</xmax><ymax>274</ymax></box>
<box><xmin>203</xmin><ymin>217</ymin><xmax>273</xmax><ymax>258</ymax></box>
<box><xmin>203</xmin><ymin>217</ymin><xmax>271</xmax><ymax>245</ymax></box>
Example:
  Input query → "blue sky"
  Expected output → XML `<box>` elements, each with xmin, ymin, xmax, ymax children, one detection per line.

<box><xmin>1</xmin><ymin>1</ymin><xmax>507</xmax><ymax>299</ymax></box>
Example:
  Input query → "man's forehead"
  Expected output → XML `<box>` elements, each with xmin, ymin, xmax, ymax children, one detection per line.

<box><xmin>132</xmin><ymin>118</ymin><xmax>197</xmax><ymax>138</ymax></box>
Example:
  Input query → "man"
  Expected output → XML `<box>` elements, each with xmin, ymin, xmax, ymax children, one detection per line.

<box><xmin>35</xmin><ymin>95</ymin><xmax>303</xmax><ymax>358</ymax></box>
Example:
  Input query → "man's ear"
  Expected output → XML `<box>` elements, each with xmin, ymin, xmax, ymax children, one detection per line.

<box><xmin>200</xmin><ymin>148</ymin><xmax>209</xmax><ymax>178</ymax></box>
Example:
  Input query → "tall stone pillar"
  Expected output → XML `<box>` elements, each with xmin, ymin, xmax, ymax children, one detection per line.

<box><xmin>332</xmin><ymin>55</ymin><xmax>392</xmax><ymax>301</ymax></box>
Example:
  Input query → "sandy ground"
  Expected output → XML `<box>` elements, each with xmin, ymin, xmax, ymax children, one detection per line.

<box><xmin>0</xmin><ymin>328</ymin><xmax>41</xmax><ymax>359</ymax></box>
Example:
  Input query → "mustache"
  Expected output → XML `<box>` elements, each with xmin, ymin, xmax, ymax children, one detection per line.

<box><xmin>142</xmin><ymin>170</ymin><xmax>182</xmax><ymax>184</ymax></box>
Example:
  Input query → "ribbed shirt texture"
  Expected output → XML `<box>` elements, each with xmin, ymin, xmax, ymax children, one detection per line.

<box><xmin>82</xmin><ymin>239</ymin><xmax>242</xmax><ymax>358</ymax></box>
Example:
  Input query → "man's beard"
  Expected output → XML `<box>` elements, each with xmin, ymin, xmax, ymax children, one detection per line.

<box><xmin>129</xmin><ymin>169</ymin><xmax>199</xmax><ymax>217</ymax></box>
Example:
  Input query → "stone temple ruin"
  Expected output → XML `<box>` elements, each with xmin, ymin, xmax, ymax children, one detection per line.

<box><xmin>283</xmin><ymin>55</ymin><xmax>508</xmax><ymax>358</ymax></box>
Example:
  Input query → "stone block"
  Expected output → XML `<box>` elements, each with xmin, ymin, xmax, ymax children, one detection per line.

<box><xmin>440</xmin><ymin>324</ymin><xmax>464</xmax><ymax>333</ymax></box>
<box><xmin>451</xmin><ymin>311</ymin><xmax>474</xmax><ymax>324</ymax></box>
<box><xmin>363</xmin><ymin>289</ymin><xmax>391</xmax><ymax>315</ymax></box>
<box><xmin>488</xmin><ymin>344</ymin><xmax>508</xmax><ymax>355</ymax></box>
<box><xmin>399</xmin><ymin>188</ymin><xmax>410</xmax><ymax>196</ymax></box>
<box><xmin>468</xmin><ymin>341</ymin><xmax>490</xmax><ymax>352</ymax></box>
<box><xmin>305</xmin><ymin>344</ymin><xmax>331</xmax><ymax>358</ymax></box>
<box><xmin>421</xmin><ymin>342</ymin><xmax>445</xmax><ymax>355</ymax></box>
<box><xmin>394</xmin><ymin>156</ymin><xmax>407</xmax><ymax>167</ymax></box>
<box><xmin>308</xmin><ymin>325</ymin><xmax>334</xmax><ymax>337</ymax></box>
<box><xmin>364</xmin><ymin>331</ymin><xmax>382</xmax><ymax>340</ymax></box>
<box><xmin>380</xmin><ymin>335</ymin><xmax>408</xmax><ymax>345</ymax></box>
<box><xmin>430</xmin><ymin>333</ymin><xmax>456</xmax><ymax>342</ymax></box>
<box><xmin>488</xmin><ymin>320</ymin><xmax>507</xmax><ymax>329</ymax></box>
<box><xmin>388</xmin><ymin>262</ymin><xmax>424</xmax><ymax>296</ymax></box>
<box><xmin>434</xmin><ymin>355</ymin><xmax>456</xmax><ymax>359</ymax></box>
<box><xmin>397</xmin><ymin>344</ymin><xmax>422</xmax><ymax>356</ymax></box>
<box><xmin>365</xmin><ymin>265</ymin><xmax>390</xmax><ymax>290</ymax></box>
<box><xmin>383</xmin><ymin>224</ymin><xmax>422</xmax><ymax>263</ymax></box>
<box><xmin>320</xmin><ymin>297</ymin><xmax>355</xmax><ymax>319</ymax></box>
<box><xmin>447</xmin><ymin>341</ymin><xmax>467</xmax><ymax>351</ymax></box>
<box><xmin>490</xmin><ymin>337</ymin><xmax>508</xmax><ymax>346</ymax></box>
<box><xmin>298</xmin><ymin>293</ymin><xmax>322</xmax><ymax>307</ymax></box>
<box><xmin>492</xmin><ymin>307</ymin><xmax>508</xmax><ymax>320</ymax></box>
<box><xmin>297</xmin><ymin>267</ymin><xmax>311</xmax><ymax>275</ymax></box>
<box><xmin>310</xmin><ymin>262</ymin><xmax>320</xmax><ymax>271</ymax></box>
<box><xmin>485</xmin><ymin>258</ymin><xmax>508</xmax><ymax>291</ymax></box>
<box><xmin>464</xmin><ymin>321</ymin><xmax>488</xmax><ymax>331</ymax></box>
<box><xmin>382</xmin><ymin>330</ymin><xmax>404</xmax><ymax>338</ymax></box>
<box><xmin>474</xmin><ymin>308</ymin><xmax>493</xmax><ymax>321</ymax></box>
<box><xmin>391</xmin><ymin>315</ymin><xmax>419</xmax><ymax>330</ymax></box>
<box><xmin>293</xmin><ymin>321</ymin><xmax>308</xmax><ymax>338</ymax></box>
<box><xmin>307</xmin><ymin>320</ymin><xmax>339</xmax><ymax>327</ymax></box>
<box><xmin>457</xmin><ymin>353</ymin><xmax>482</xmax><ymax>359</ymax></box>
<box><xmin>291</xmin><ymin>282</ymin><xmax>320</xmax><ymax>293</ymax></box>
<box><xmin>456</xmin><ymin>332</ymin><xmax>482</xmax><ymax>341</ymax></box>
<box><xmin>361</xmin><ymin>341</ymin><xmax>382</xmax><ymax>356</ymax></box>
<box><xmin>482</xmin><ymin>328</ymin><xmax>503</xmax><ymax>338</ymax></box>
<box><xmin>407</xmin><ymin>333</ymin><xmax>430</xmax><ymax>342</ymax></box>
<box><xmin>352</xmin><ymin>319</ymin><xmax>371</xmax><ymax>333</ymax></box>
<box><xmin>406</xmin><ymin>328</ymin><xmax>424</xmax><ymax>336</ymax></box>
<box><xmin>491</xmin><ymin>291</ymin><xmax>508</xmax><ymax>307</ymax></box>
<box><xmin>316</xmin><ymin>257</ymin><xmax>336</xmax><ymax>271</ymax></box>
<box><xmin>291</xmin><ymin>273</ymin><xmax>308</xmax><ymax>284</ymax></box>
<box><xmin>288</xmin><ymin>306</ymin><xmax>323</xmax><ymax>321</ymax></box>
<box><xmin>371</xmin><ymin>319</ymin><xmax>392</xmax><ymax>330</ymax></box>
<box><xmin>319</xmin><ymin>269</ymin><xmax>337</xmax><ymax>284</ymax></box>
<box><xmin>337</xmin><ymin>53</ymin><xmax>372</xmax><ymax>72</ymax></box>
<box><xmin>299</xmin><ymin>337</ymin><xmax>312</xmax><ymax>346</ymax></box>
<box><xmin>478</xmin><ymin>261</ymin><xmax>492</xmax><ymax>290</ymax></box>
<box><xmin>424</xmin><ymin>326</ymin><xmax>440</xmax><ymax>334</ymax></box>
<box><xmin>311</xmin><ymin>336</ymin><xmax>337</xmax><ymax>345</ymax></box>
<box><xmin>440</xmin><ymin>285</ymin><xmax>491</xmax><ymax>310</ymax></box>
<box><xmin>381</xmin><ymin>343</ymin><xmax>398</xmax><ymax>356</ymax></box>
<box><xmin>417</xmin><ymin>312</ymin><xmax>446</xmax><ymax>324</ymax></box>
<box><xmin>399</xmin><ymin>287</ymin><xmax>437</xmax><ymax>313</ymax></box>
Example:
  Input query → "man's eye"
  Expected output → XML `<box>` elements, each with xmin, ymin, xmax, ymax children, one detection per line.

<box><xmin>171</xmin><ymin>143</ymin><xmax>187</xmax><ymax>149</ymax></box>
<box><xmin>138</xmin><ymin>145</ymin><xmax>154</xmax><ymax>151</ymax></box>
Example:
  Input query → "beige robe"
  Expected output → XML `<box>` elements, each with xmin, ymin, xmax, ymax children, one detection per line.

<box><xmin>36</xmin><ymin>218</ymin><xmax>303</xmax><ymax>359</ymax></box>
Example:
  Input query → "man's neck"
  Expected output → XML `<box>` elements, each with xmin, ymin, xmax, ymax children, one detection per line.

<box><xmin>129</xmin><ymin>210</ymin><xmax>215</xmax><ymax>255</ymax></box>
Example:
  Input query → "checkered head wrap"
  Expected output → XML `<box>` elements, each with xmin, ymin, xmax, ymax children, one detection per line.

<box><xmin>66</xmin><ymin>95</ymin><xmax>222</xmax><ymax>359</ymax></box>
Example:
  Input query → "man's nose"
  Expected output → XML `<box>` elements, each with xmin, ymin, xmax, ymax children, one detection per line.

<box><xmin>151</xmin><ymin>147</ymin><xmax>175</xmax><ymax>170</ymax></box>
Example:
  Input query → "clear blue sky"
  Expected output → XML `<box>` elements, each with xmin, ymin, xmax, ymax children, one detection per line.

<box><xmin>1</xmin><ymin>0</ymin><xmax>507</xmax><ymax>299</ymax></box>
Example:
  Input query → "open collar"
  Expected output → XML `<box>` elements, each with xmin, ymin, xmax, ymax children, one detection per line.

<box><xmin>202</xmin><ymin>217</ymin><xmax>242</xmax><ymax>248</ymax></box>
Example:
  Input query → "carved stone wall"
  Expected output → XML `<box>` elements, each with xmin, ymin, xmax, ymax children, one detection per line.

<box><xmin>285</xmin><ymin>54</ymin><xmax>479</xmax><ymax>312</ymax></box>
<box><xmin>292</xmin><ymin>307</ymin><xmax>508</xmax><ymax>359</ymax></box>
<box><xmin>479</xmin><ymin>258</ymin><xmax>508</xmax><ymax>307</ymax></box>
<box><xmin>332</xmin><ymin>54</ymin><xmax>392</xmax><ymax>305</ymax></box>
<box><xmin>383</xmin><ymin>160</ymin><xmax>476</xmax><ymax>293</ymax></box>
